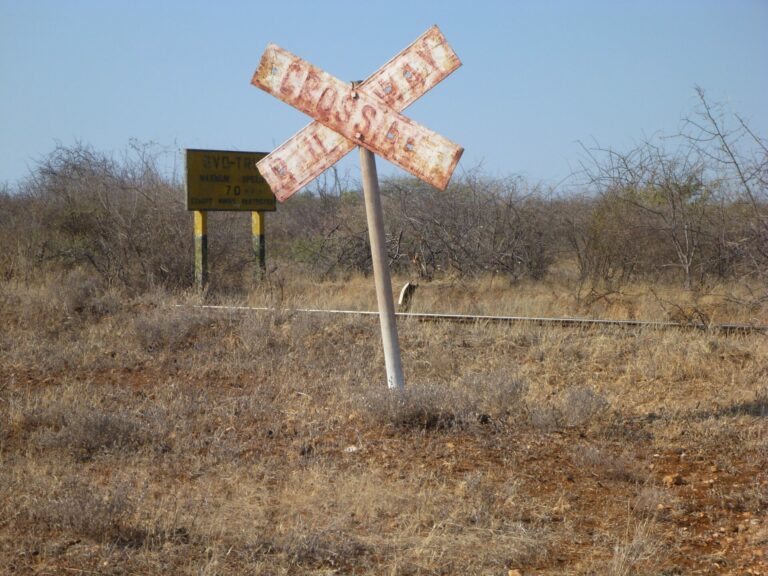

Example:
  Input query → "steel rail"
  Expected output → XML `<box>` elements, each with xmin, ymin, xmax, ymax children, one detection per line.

<box><xmin>177</xmin><ymin>304</ymin><xmax>766</xmax><ymax>335</ymax></box>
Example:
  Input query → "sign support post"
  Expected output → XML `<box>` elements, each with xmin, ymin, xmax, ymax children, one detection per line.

<box><xmin>252</xmin><ymin>211</ymin><xmax>266</xmax><ymax>278</ymax></box>
<box><xmin>359</xmin><ymin>146</ymin><xmax>405</xmax><ymax>390</ymax></box>
<box><xmin>194</xmin><ymin>210</ymin><xmax>208</xmax><ymax>292</ymax></box>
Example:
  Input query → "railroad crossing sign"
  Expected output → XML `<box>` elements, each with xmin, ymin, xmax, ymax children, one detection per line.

<box><xmin>250</xmin><ymin>26</ymin><xmax>462</xmax><ymax>389</ymax></box>
<box><xmin>252</xmin><ymin>26</ymin><xmax>463</xmax><ymax>201</ymax></box>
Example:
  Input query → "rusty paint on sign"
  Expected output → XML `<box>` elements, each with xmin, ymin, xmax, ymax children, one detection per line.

<box><xmin>253</xmin><ymin>26</ymin><xmax>461</xmax><ymax>201</ymax></box>
<box><xmin>252</xmin><ymin>29</ymin><xmax>463</xmax><ymax>201</ymax></box>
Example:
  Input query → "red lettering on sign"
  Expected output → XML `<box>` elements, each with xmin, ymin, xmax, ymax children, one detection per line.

<box><xmin>303</xmin><ymin>133</ymin><xmax>319</xmax><ymax>161</ymax></box>
<box><xmin>402</xmin><ymin>63</ymin><xmax>423</xmax><ymax>89</ymax></box>
<box><xmin>270</xmin><ymin>157</ymin><xmax>297</xmax><ymax>188</ymax></box>
<box><xmin>372</xmin><ymin>78</ymin><xmax>401</xmax><ymax>107</ymax></box>
<box><xmin>316</xmin><ymin>87</ymin><xmax>338</xmax><ymax>121</ymax></box>
<box><xmin>355</xmin><ymin>105</ymin><xmax>377</xmax><ymax>140</ymax></box>
<box><xmin>312</xmin><ymin>132</ymin><xmax>336</xmax><ymax>155</ymax></box>
<box><xmin>415</xmin><ymin>47</ymin><xmax>437</xmax><ymax>74</ymax></box>
<box><xmin>280</xmin><ymin>59</ymin><xmax>304</xmax><ymax>97</ymax></box>
<box><xmin>382</xmin><ymin>120</ymin><xmax>401</xmax><ymax>154</ymax></box>
<box><xmin>333</xmin><ymin>93</ymin><xmax>355</xmax><ymax>124</ymax></box>
<box><xmin>299</xmin><ymin>70</ymin><xmax>322</xmax><ymax>106</ymax></box>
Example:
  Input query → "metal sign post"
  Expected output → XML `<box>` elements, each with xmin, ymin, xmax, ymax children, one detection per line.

<box><xmin>359</xmin><ymin>146</ymin><xmax>405</xmax><ymax>389</ymax></box>
<box><xmin>194</xmin><ymin>210</ymin><xmax>208</xmax><ymax>292</ymax></box>
<box><xmin>250</xmin><ymin>26</ymin><xmax>463</xmax><ymax>388</ymax></box>
<box><xmin>252</xmin><ymin>210</ymin><xmax>266</xmax><ymax>279</ymax></box>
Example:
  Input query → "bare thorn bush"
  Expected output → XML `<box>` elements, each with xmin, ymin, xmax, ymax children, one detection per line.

<box><xmin>360</xmin><ymin>375</ymin><xmax>528</xmax><ymax>431</ymax></box>
<box><xmin>361</xmin><ymin>385</ymin><xmax>462</xmax><ymax>430</ymax></box>
<box><xmin>606</xmin><ymin>517</ymin><xmax>663</xmax><ymax>576</ymax></box>
<box><xmin>40</xmin><ymin>478</ymin><xmax>147</xmax><ymax>547</ymax></box>
<box><xmin>560</xmin><ymin>386</ymin><xmax>610</xmax><ymax>427</ymax></box>
<box><xmin>58</xmin><ymin>268</ymin><xmax>121</xmax><ymax>321</ymax></box>
<box><xmin>47</xmin><ymin>409</ymin><xmax>152</xmax><ymax>459</ymax></box>
<box><xmin>571</xmin><ymin>444</ymin><xmax>645</xmax><ymax>483</ymax></box>
<box><xmin>131</xmin><ymin>306</ymin><xmax>210</xmax><ymax>353</ymax></box>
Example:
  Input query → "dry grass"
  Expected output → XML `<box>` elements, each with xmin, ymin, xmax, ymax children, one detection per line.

<box><xmin>1</xmin><ymin>273</ymin><xmax>766</xmax><ymax>574</ymax></box>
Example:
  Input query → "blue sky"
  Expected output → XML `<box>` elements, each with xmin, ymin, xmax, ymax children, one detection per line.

<box><xmin>1</xmin><ymin>0</ymin><xmax>766</xmax><ymax>190</ymax></box>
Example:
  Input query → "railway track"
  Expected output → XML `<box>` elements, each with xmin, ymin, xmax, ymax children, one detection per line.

<box><xmin>180</xmin><ymin>304</ymin><xmax>766</xmax><ymax>336</ymax></box>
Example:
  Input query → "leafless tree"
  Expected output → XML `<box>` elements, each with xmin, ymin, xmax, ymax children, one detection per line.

<box><xmin>578</xmin><ymin>91</ymin><xmax>766</xmax><ymax>290</ymax></box>
<box><xmin>682</xmin><ymin>87</ymin><xmax>768</xmax><ymax>280</ymax></box>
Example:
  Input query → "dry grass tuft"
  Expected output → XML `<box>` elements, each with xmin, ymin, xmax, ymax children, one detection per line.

<box><xmin>560</xmin><ymin>386</ymin><xmax>610</xmax><ymax>427</ymax></box>
<box><xmin>42</xmin><ymin>408</ymin><xmax>155</xmax><ymax>459</ymax></box>
<box><xmin>38</xmin><ymin>478</ymin><xmax>146</xmax><ymax>546</ymax></box>
<box><xmin>57</xmin><ymin>269</ymin><xmax>121</xmax><ymax>321</ymax></box>
<box><xmin>360</xmin><ymin>376</ymin><xmax>528</xmax><ymax>431</ymax></box>
<box><xmin>130</xmin><ymin>305</ymin><xmax>211</xmax><ymax>352</ymax></box>
<box><xmin>570</xmin><ymin>443</ymin><xmax>645</xmax><ymax>483</ymax></box>
<box><xmin>362</xmin><ymin>384</ymin><xmax>462</xmax><ymax>430</ymax></box>
<box><xmin>606</xmin><ymin>517</ymin><xmax>662</xmax><ymax>576</ymax></box>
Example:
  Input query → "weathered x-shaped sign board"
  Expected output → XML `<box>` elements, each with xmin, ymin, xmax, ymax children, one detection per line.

<box><xmin>251</xmin><ymin>26</ymin><xmax>463</xmax><ymax>200</ymax></box>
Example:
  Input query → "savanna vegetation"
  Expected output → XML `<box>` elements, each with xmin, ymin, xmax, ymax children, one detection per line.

<box><xmin>1</xmin><ymin>91</ymin><xmax>766</xmax><ymax>574</ymax></box>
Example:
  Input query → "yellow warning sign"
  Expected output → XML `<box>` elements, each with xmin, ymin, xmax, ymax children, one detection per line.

<box><xmin>186</xmin><ymin>149</ymin><xmax>276</xmax><ymax>211</ymax></box>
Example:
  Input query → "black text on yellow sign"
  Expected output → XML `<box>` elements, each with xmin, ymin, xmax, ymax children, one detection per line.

<box><xmin>185</xmin><ymin>149</ymin><xmax>276</xmax><ymax>211</ymax></box>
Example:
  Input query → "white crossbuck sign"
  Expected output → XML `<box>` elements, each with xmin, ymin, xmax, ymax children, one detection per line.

<box><xmin>251</xmin><ymin>26</ymin><xmax>463</xmax><ymax>200</ymax></box>
<box><xmin>250</xmin><ymin>27</ymin><xmax>463</xmax><ymax>390</ymax></box>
